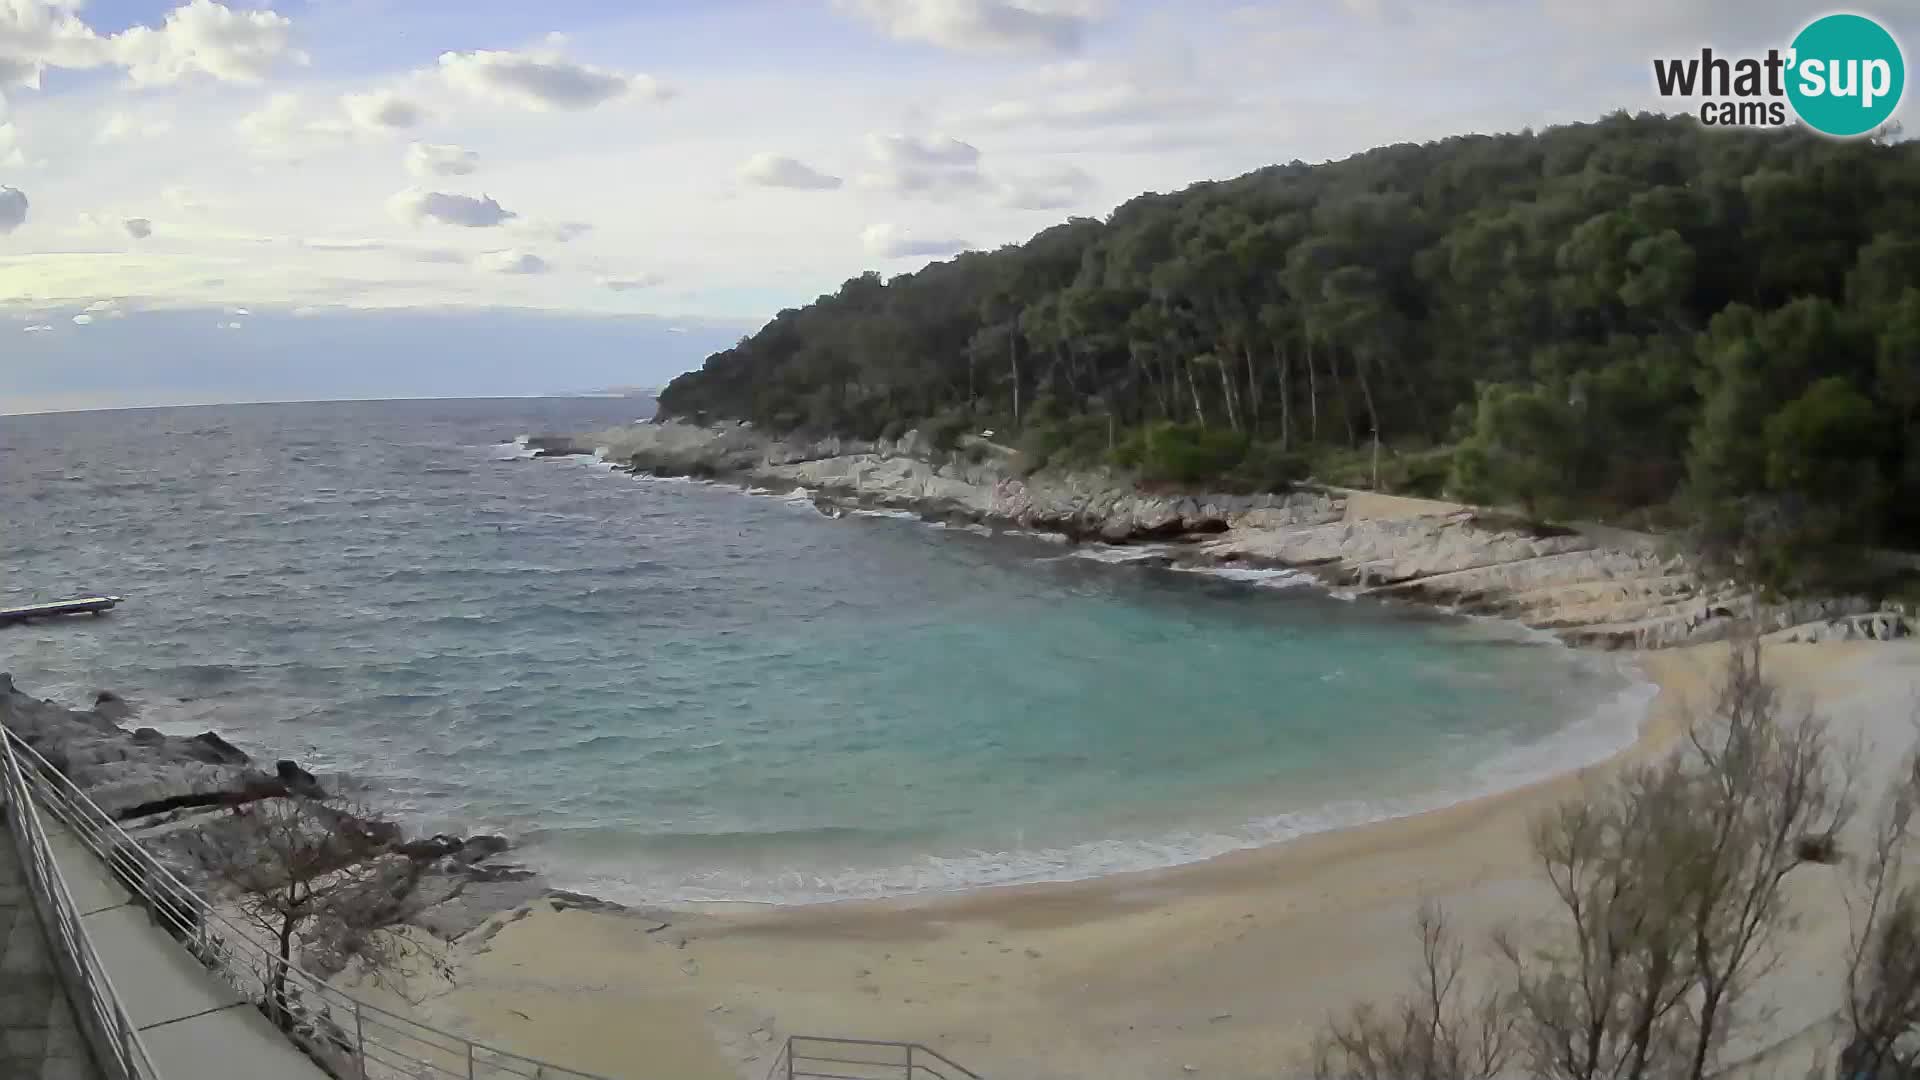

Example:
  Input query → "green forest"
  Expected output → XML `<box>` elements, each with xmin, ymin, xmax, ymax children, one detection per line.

<box><xmin>657</xmin><ymin>113</ymin><xmax>1920</xmax><ymax>591</ymax></box>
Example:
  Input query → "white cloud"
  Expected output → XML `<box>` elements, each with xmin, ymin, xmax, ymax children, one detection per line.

<box><xmin>439</xmin><ymin>36</ymin><xmax>669</xmax><ymax>111</ymax></box>
<box><xmin>219</xmin><ymin>320</ymin><xmax>243</xmax><ymax>329</ymax></box>
<box><xmin>861</xmin><ymin>223</ymin><xmax>967</xmax><ymax>259</ymax></box>
<box><xmin>0</xmin><ymin>121</ymin><xmax>28</xmax><ymax>167</ymax></box>
<box><xmin>342</xmin><ymin>89</ymin><xmax>426</xmax><ymax>132</ymax></box>
<box><xmin>837</xmin><ymin>0</ymin><xmax>1102</xmax><ymax>53</ymax></box>
<box><xmin>515</xmin><ymin>220</ymin><xmax>592</xmax><ymax>243</ymax></box>
<box><xmin>978</xmin><ymin>70</ymin><xmax>1211</xmax><ymax>130</ymax></box>
<box><xmin>0</xmin><ymin>0</ymin><xmax>109</xmax><ymax>90</ymax></box>
<box><xmin>161</xmin><ymin>186</ymin><xmax>206</xmax><ymax>214</ymax></box>
<box><xmin>869</xmin><ymin>132</ymin><xmax>980</xmax><ymax>168</ymax></box>
<box><xmin>388</xmin><ymin>188</ymin><xmax>518</xmax><ymax>228</ymax></box>
<box><xmin>476</xmin><ymin>248</ymin><xmax>548</xmax><ymax>274</ymax></box>
<box><xmin>739</xmin><ymin>153</ymin><xmax>843</xmax><ymax>190</ymax></box>
<box><xmin>21</xmin><ymin>322</ymin><xmax>51</xmax><ymax>332</ymax></box>
<box><xmin>96</xmin><ymin>108</ymin><xmax>174</xmax><ymax>143</ymax></box>
<box><xmin>123</xmin><ymin>217</ymin><xmax>152</xmax><ymax>239</ymax></box>
<box><xmin>1540</xmin><ymin>0</ymin><xmax>1814</xmax><ymax>40</ymax></box>
<box><xmin>995</xmin><ymin>163</ymin><xmax>1095</xmax><ymax>209</ymax></box>
<box><xmin>111</xmin><ymin>0</ymin><xmax>306</xmax><ymax>87</ymax></box>
<box><xmin>82</xmin><ymin>299</ymin><xmax>126</xmax><ymax>318</ymax></box>
<box><xmin>71</xmin><ymin>312</ymin><xmax>91</xmax><ymax>324</ymax></box>
<box><xmin>0</xmin><ymin>186</ymin><xmax>26</xmax><ymax>233</ymax></box>
<box><xmin>600</xmin><ymin>274</ymin><xmax>665</xmax><ymax>291</ymax></box>
<box><xmin>405</xmin><ymin>142</ymin><xmax>478</xmax><ymax>177</ymax></box>
<box><xmin>237</xmin><ymin>93</ymin><xmax>352</xmax><ymax>158</ymax></box>
<box><xmin>857</xmin><ymin>132</ymin><xmax>989</xmax><ymax>197</ymax></box>
<box><xmin>299</xmin><ymin>237</ymin><xmax>385</xmax><ymax>251</ymax></box>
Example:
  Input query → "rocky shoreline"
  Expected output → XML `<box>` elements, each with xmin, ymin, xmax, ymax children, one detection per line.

<box><xmin>543</xmin><ymin>418</ymin><xmax>1915</xmax><ymax>652</ymax></box>
<box><xmin>0</xmin><ymin>673</ymin><xmax>655</xmax><ymax>975</ymax></box>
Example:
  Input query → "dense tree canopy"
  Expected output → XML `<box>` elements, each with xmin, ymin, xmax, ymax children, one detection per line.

<box><xmin>660</xmin><ymin>113</ymin><xmax>1920</xmax><ymax>589</ymax></box>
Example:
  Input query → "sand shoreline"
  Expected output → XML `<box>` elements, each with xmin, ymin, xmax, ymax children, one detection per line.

<box><xmin>373</xmin><ymin>638</ymin><xmax>1920</xmax><ymax>1080</ymax></box>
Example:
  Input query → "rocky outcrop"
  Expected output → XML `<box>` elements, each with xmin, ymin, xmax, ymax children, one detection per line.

<box><xmin>0</xmin><ymin>674</ymin><xmax>558</xmax><ymax>946</ymax></box>
<box><xmin>566</xmin><ymin>419</ymin><xmax>1915</xmax><ymax>652</ymax></box>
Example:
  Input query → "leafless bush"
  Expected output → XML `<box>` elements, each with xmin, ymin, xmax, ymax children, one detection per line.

<box><xmin>186</xmin><ymin>792</ymin><xmax>447</xmax><ymax>1030</ymax></box>
<box><xmin>1839</xmin><ymin>718</ymin><xmax>1920</xmax><ymax>1078</ymax></box>
<box><xmin>1313</xmin><ymin>641</ymin><xmax>1856</xmax><ymax>1080</ymax></box>
<box><xmin>1312</xmin><ymin>902</ymin><xmax>1514</xmax><ymax>1080</ymax></box>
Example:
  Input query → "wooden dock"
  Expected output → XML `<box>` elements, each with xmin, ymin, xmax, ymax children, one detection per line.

<box><xmin>0</xmin><ymin>595</ymin><xmax>123</xmax><ymax>627</ymax></box>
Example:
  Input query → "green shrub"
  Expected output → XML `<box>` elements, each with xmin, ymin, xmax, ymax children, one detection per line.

<box><xmin>1016</xmin><ymin>416</ymin><xmax>1113</xmax><ymax>474</ymax></box>
<box><xmin>1224</xmin><ymin>441</ymin><xmax>1312</xmax><ymax>493</ymax></box>
<box><xmin>923</xmin><ymin>409</ymin><xmax>975</xmax><ymax>453</ymax></box>
<box><xmin>1112</xmin><ymin>422</ymin><xmax>1250</xmax><ymax>486</ymax></box>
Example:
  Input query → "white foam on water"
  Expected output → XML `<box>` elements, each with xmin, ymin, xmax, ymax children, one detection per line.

<box><xmin>1170</xmin><ymin>565</ymin><xmax>1315</xmax><ymax>589</ymax></box>
<box><xmin>848</xmin><ymin>507</ymin><xmax>921</xmax><ymax>521</ymax></box>
<box><xmin>488</xmin><ymin>434</ymin><xmax>539</xmax><ymax>460</ymax></box>
<box><xmin>1053</xmin><ymin>543</ymin><xmax>1177</xmax><ymax>565</ymax></box>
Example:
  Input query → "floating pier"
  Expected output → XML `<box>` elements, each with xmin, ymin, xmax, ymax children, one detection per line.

<box><xmin>0</xmin><ymin>595</ymin><xmax>123</xmax><ymax>627</ymax></box>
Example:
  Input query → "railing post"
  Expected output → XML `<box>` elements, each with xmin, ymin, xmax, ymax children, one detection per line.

<box><xmin>906</xmin><ymin>1043</ymin><xmax>915</xmax><ymax>1079</ymax></box>
<box><xmin>355</xmin><ymin>1001</ymin><xmax>367</xmax><ymax>1080</ymax></box>
<box><xmin>468</xmin><ymin>1038</ymin><xmax>477</xmax><ymax>1080</ymax></box>
<box><xmin>786</xmin><ymin>1038</ymin><xmax>796</xmax><ymax>1080</ymax></box>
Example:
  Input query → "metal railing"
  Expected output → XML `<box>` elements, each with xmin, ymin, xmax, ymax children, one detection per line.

<box><xmin>1</xmin><ymin>724</ymin><xmax>611</xmax><ymax>1080</ymax></box>
<box><xmin>1</xmin><ymin>722</ymin><xmax>161</xmax><ymax>1080</ymax></box>
<box><xmin>766</xmin><ymin>1036</ymin><xmax>983</xmax><ymax>1080</ymax></box>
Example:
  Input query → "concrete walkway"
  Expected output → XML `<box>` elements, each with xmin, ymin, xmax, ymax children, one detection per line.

<box><xmin>43</xmin><ymin>824</ymin><xmax>330</xmax><ymax>1080</ymax></box>
<box><xmin>0</xmin><ymin>824</ymin><xmax>101</xmax><ymax>1080</ymax></box>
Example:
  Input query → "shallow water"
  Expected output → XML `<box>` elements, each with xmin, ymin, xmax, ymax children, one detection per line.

<box><xmin>0</xmin><ymin>398</ymin><xmax>1650</xmax><ymax>903</ymax></box>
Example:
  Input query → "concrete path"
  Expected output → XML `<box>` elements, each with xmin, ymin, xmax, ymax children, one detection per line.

<box><xmin>43</xmin><ymin>825</ymin><xmax>332</xmax><ymax>1080</ymax></box>
<box><xmin>0</xmin><ymin>824</ymin><xmax>101</xmax><ymax>1080</ymax></box>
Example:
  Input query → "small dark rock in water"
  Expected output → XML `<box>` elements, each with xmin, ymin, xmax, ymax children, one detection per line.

<box><xmin>275</xmin><ymin>759</ymin><xmax>322</xmax><ymax>795</ymax></box>
<box><xmin>131</xmin><ymin>726</ymin><xmax>165</xmax><ymax>745</ymax></box>
<box><xmin>463</xmin><ymin>863</ymin><xmax>537</xmax><ymax>884</ymax></box>
<box><xmin>455</xmin><ymin>834</ymin><xmax>512</xmax><ymax>863</ymax></box>
<box><xmin>546</xmin><ymin>889</ymin><xmax>627</xmax><ymax>914</ymax></box>
<box><xmin>183</xmin><ymin>731</ymin><xmax>249</xmax><ymax>766</ymax></box>
<box><xmin>93</xmin><ymin>690</ymin><xmax>133</xmax><ymax>721</ymax></box>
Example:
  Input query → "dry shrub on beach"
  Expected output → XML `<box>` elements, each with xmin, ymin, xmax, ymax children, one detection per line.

<box><xmin>1313</xmin><ymin>641</ymin><xmax>1864</xmax><ymax>1080</ymax></box>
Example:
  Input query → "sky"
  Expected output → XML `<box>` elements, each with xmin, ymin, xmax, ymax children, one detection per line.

<box><xmin>0</xmin><ymin>0</ymin><xmax>1913</xmax><ymax>414</ymax></box>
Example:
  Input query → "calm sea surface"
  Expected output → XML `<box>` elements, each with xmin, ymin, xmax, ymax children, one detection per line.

<box><xmin>0</xmin><ymin>398</ymin><xmax>1650</xmax><ymax>902</ymax></box>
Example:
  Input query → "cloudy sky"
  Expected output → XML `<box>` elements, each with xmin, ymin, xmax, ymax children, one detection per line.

<box><xmin>1</xmin><ymin>0</ymin><xmax>1912</xmax><ymax>413</ymax></box>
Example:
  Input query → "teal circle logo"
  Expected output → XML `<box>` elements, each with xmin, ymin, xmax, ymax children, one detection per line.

<box><xmin>1787</xmin><ymin>13</ymin><xmax>1906</xmax><ymax>137</ymax></box>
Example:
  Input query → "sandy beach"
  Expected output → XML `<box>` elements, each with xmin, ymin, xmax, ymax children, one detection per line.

<box><xmin>338</xmin><ymin>637</ymin><xmax>1919</xmax><ymax>1080</ymax></box>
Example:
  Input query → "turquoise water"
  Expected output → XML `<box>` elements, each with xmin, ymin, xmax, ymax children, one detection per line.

<box><xmin>0</xmin><ymin>399</ymin><xmax>1650</xmax><ymax>903</ymax></box>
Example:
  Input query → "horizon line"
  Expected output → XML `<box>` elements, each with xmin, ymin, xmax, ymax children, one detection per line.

<box><xmin>0</xmin><ymin>391</ymin><xmax>661</xmax><ymax>420</ymax></box>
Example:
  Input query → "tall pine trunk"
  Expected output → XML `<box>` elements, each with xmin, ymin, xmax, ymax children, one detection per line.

<box><xmin>1306</xmin><ymin>337</ymin><xmax>1319</xmax><ymax>442</ymax></box>
<box><xmin>1276</xmin><ymin>342</ymin><xmax>1292</xmax><ymax>449</ymax></box>
<box><xmin>1357</xmin><ymin>356</ymin><xmax>1382</xmax><ymax>490</ymax></box>
<box><xmin>1008</xmin><ymin>332</ymin><xmax>1021</xmax><ymax>431</ymax></box>
<box><xmin>1217</xmin><ymin>356</ymin><xmax>1240</xmax><ymax>433</ymax></box>
<box><xmin>1242</xmin><ymin>342</ymin><xmax>1261</xmax><ymax>433</ymax></box>
<box><xmin>1185</xmin><ymin>362</ymin><xmax>1209</xmax><ymax>427</ymax></box>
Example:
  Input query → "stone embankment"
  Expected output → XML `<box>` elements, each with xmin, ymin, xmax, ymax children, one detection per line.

<box><xmin>550</xmin><ymin>419</ymin><xmax>1914</xmax><ymax>652</ymax></box>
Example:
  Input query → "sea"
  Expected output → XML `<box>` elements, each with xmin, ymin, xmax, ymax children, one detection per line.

<box><xmin>0</xmin><ymin>397</ymin><xmax>1654</xmax><ymax>905</ymax></box>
